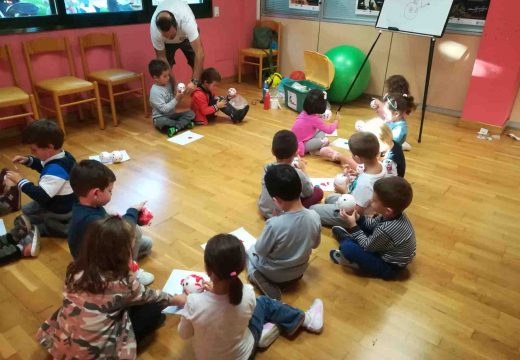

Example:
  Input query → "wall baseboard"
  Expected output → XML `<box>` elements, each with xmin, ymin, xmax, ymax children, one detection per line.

<box><xmin>505</xmin><ymin>120</ymin><xmax>520</xmax><ymax>129</ymax></box>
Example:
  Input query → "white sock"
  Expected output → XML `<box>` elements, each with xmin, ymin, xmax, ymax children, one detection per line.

<box><xmin>16</xmin><ymin>244</ymin><xmax>24</xmax><ymax>251</ymax></box>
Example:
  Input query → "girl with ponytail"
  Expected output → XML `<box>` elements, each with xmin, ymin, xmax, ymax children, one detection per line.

<box><xmin>178</xmin><ymin>233</ymin><xmax>324</xmax><ymax>360</ymax></box>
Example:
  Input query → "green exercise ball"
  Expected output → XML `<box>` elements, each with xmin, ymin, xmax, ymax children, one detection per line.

<box><xmin>325</xmin><ymin>45</ymin><xmax>371</xmax><ymax>103</ymax></box>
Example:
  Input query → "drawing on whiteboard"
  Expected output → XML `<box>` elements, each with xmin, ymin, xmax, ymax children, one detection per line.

<box><xmin>403</xmin><ymin>0</ymin><xmax>430</xmax><ymax>20</ymax></box>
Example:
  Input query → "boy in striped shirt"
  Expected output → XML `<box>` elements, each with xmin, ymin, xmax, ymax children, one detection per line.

<box><xmin>330</xmin><ymin>176</ymin><xmax>416</xmax><ymax>279</ymax></box>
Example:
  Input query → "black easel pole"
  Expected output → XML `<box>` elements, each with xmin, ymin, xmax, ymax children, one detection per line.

<box><xmin>418</xmin><ymin>37</ymin><xmax>436</xmax><ymax>143</ymax></box>
<box><xmin>336</xmin><ymin>30</ymin><xmax>382</xmax><ymax>114</ymax></box>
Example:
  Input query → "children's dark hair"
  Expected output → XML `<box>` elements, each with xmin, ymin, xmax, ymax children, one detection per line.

<box><xmin>204</xmin><ymin>234</ymin><xmax>246</xmax><ymax>305</ymax></box>
<box><xmin>66</xmin><ymin>216</ymin><xmax>134</xmax><ymax>293</ymax></box>
<box><xmin>22</xmin><ymin>119</ymin><xmax>64</xmax><ymax>149</ymax></box>
<box><xmin>385</xmin><ymin>92</ymin><xmax>417</xmax><ymax>115</ymax></box>
<box><xmin>70</xmin><ymin>160</ymin><xmax>116</xmax><ymax>197</ymax></box>
<box><xmin>148</xmin><ymin>59</ymin><xmax>169</xmax><ymax>78</ymax></box>
<box><xmin>385</xmin><ymin>75</ymin><xmax>410</xmax><ymax>95</ymax></box>
<box><xmin>272</xmin><ymin>130</ymin><xmax>298</xmax><ymax>160</ymax></box>
<box><xmin>303</xmin><ymin>89</ymin><xmax>327</xmax><ymax>115</ymax></box>
<box><xmin>348</xmin><ymin>132</ymin><xmax>380</xmax><ymax>159</ymax></box>
<box><xmin>200</xmin><ymin>67</ymin><xmax>221</xmax><ymax>84</ymax></box>
<box><xmin>373</xmin><ymin>176</ymin><xmax>413</xmax><ymax>214</ymax></box>
<box><xmin>265</xmin><ymin>164</ymin><xmax>302</xmax><ymax>201</ymax></box>
<box><xmin>155</xmin><ymin>11</ymin><xmax>177</xmax><ymax>32</ymax></box>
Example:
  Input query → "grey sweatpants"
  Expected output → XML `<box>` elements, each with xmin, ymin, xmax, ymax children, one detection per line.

<box><xmin>153</xmin><ymin>110</ymin><xmax>195</xmax><ymax>132</ymax></box>
<box><xmin>304</xmin><ymin>130</ymin><xmax>327</xmax><ymax>153</ymax></box>
<box><xmin>309</xmin><ymin>194</ymin><xmax>349</xmax><ymax>227</ymax></box>
<box><xmin>22</xmin><ymin>201</ymin><xmax>71</xmax><ymax>238</ymax></box>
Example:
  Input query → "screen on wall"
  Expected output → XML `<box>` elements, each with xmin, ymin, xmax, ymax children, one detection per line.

<box><xmin>152</xmin><ymin>0</ymin><xmax>202</xmax><ymax>5</ymax></box>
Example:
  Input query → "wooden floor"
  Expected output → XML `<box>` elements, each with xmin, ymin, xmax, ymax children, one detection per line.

<box><xmin>1</xmin><ymin>81</ymin><xmax>520</xmax><ymax>360</ymax></box>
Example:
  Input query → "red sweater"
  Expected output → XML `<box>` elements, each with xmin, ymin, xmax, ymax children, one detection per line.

<box><xmin>191</xmin><ymin>87</ymin><xmax>217</xmax><ymax>125</ymax></box>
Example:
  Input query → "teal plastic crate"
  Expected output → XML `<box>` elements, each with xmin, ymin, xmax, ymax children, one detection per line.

<box><xmin>283</xmin><ymin>79</ymin><xmax>326</xmax><ymax>113</ymax></box>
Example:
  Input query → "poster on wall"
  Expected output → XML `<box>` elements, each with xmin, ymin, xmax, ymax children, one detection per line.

<box><xmin>355</xmin><ymin>0</ymin><xmax>489</xmax><ymax>26</ymax></box>
<box><xmin>152</xmin><ymin>0</ymin><xmax>202</xmax><ymax>6</ymax></box>
<box><xmin>289</xmin><ymin>0</ymin><xmax>320</xmax><ymax>11</ymax></box>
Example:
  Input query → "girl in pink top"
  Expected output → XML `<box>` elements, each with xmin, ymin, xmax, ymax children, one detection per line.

<box><xmin>291</xmin><ymin>89</ymin><xmax>338</xmax><ymax>157</ymax></box>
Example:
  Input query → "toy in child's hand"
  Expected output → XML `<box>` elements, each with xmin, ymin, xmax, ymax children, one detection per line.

<box><xmin>334</xmin><ymin>173</ymin><xmax>349</xmax><ymax>187</ymax></box>
<box><xmin>227</xmin><ymin>87</ymin><xmax>237</xmax><ymax>98</ymax></box>
<box><xmin>356</xmin><ymin>164</ymin><xmax>364</xmax><ymax>175</ymax></box>
<box><xmin>322</xmin><ymin>109</ymin><xmax>332</xmax><ymax>121</ymax></box>
<box><xmin>177</xmin><ymin>82</ymin><xmax>186</xmax><ymax>93</ymax></box>
<box><xmin>180</xmin><ymin>274</ymin><xmax>205</xmax><ymax>295</ymax></box>
<box><xmin>354</xmin><ymin>120</ymin><xmax>365</xmax><ymax>132</ymax></box>
<box><xmin>291</xmin><ymin>156</ymin><xmax>300</xmax><ymax>168</ymax></box>
<box><xmin>138</xmin><ymin>207</ymin><xmax>154</xmax><ymax>226</ymax></box>
<box><xmin>111</xmin><ymin>151</ymin><xmax>124</xmax><ymax>163</ymax></box>
<box><xmin>336</xmin><ymin>194</ymin><xmax>356</xmax><ymax>213</ymax></box>
<box><xmin>99</xmin><ymin>151</ymin><xmax>112</xmax><ymax>163</ymax></box>
<box><xmin>370</xmin><ymin>98</ymin><xmax>378</xmax><ymax>109</ymax></box>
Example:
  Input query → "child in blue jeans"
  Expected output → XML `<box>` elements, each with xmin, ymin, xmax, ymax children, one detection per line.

<box><xmin>330</xmin><ymin>176</ymin><xmax>416</xmax><ymax>279</ymax></box>
<box><xmin>178</xmin><ymin>234</ymin><xmax>324</xmax><ymax>359</ymax></box>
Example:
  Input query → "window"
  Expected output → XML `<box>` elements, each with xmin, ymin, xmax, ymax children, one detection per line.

<box><xmin>0</xmin><ymin>0</ymin><xmax>212</xmax><ymax>34</ymax></box>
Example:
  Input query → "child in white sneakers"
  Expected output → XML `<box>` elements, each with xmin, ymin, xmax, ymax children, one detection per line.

<box><xmin>178</xmin><ymin>233</ymin><xmax>324</xmax><ymax>359</ymax></box>
<box><xmin>0</xmin><ymin>214</ymin><xmax>40</xmax><ymax>265</ymax></box>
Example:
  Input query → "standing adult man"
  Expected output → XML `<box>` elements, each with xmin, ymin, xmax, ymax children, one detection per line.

<box><xmin>150</xmin><ymin>0</ymin><xmax>205</xmax><ymax>93</ymax></box>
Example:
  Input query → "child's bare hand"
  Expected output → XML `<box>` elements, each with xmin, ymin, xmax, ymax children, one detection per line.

<box><xmin>12</xmin><ymin>155</ymin><xmax>28</xmax><ymax>165</ymax></box>
<box><xmin>339</xmin><ymin>209</ymin><xmax>357</xmax><ymax>228</ymax></box>
<box><xmin>175</xmin><ymin>91</ymin><xmax>184</xmax><ymax>100</ymax></box>
<box><xmin>334</xmin><ymin>182</ymin><xmax>348</xmax><ymax>194</ymax></box>
<box><xmin>172</xmin><ymin>293</ymin><xmax>187</xmax><ymax>307</ymax></box>
<box><xmin>5</xmin><ymin>171</ymin><xmax>23</xmax><ymax>184</ymax></box>
<box><xmin>203</xmin><ymin>280</ymin><xmax>214</xmax><ymax>293</ymax></box>
<box><xmin>295</xmin><ymin>157</ymin><xmax>307</xmax><ymax>172</ymax></box>
<box><xmin>216</xmin><ymin>98</ymin><xmax>227</xmax><ymax>109</ymax></box>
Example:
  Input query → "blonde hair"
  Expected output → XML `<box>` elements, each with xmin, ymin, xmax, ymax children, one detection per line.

<box><xmin>363</xmin><ymin>119</ymin><xmax>393</xmax><ymax>152</ymax></box>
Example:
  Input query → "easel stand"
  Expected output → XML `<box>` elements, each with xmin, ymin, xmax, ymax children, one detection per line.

<box><xmin>337</xmin><ymin>31</ymin><xmax>383</xmax><ymax>113</ymax></box>
<box><xmin>418</xmin><ymin>37</ymin><xmax>436</xmax><ymax>143</ymax></box>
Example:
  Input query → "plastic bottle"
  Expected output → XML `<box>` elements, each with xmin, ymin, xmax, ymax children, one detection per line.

<box><xmin>264</xmin><ymin>90</ymin><xmax>271</xmax><ymax>110</ymax></box>
<box><xmin>261</xmin><ymin>80</ymin><xmax>269</xmax><ymax>103</ymax></box>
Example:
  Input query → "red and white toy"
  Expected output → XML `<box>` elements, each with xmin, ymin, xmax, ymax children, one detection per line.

<box><xmin>180</xmin><ymin>274</ymin><xmax>205</xmax><ymax>295</ymax></box>
<box><xmin>111</xmin><ymin>150</ymin><xmax>124</xmax><ymax>163</ymax></box>
<box><xmin>138</xmin><ymin>207</ymin><xmax>154</xmax><ymax>226</ymax></box>
<box><xmin>227</xmin><ymin>87</ymin><xmax>237</xmax><ymax>98</ymax></box>
<box><xmin>336</xmin><ymin>194</ymin><xmax>356</xmax><ymax>213</ymax></box>
<box><xmin>177</xmin><ymin>82</ymin><xmax>186</xmax><ymax>93</ymax></box>
<box><xmin>99</xmin><ymin>151</ymin><xmax>112</xmax><ymax>163</ymax></box>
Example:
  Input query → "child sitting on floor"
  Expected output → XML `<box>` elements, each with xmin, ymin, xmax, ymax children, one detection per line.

<box><xmin>191</xmin><ymin>67</ymin><xmax>249</xmax><ymax>125</ymax></box>
<box><xmin>330</xmin><ymin>176</ymin><xmax>416</xmax><ymax>280</ymax></box>
<box><xmin>249</xmin><ymin>164</ymin><xmax>321</xmax><ymax>300</ymax></box>
<box><xmin>258</xmin><ymin>130</ymin><xmax>323</xmax><ymax>219</ymax></box>
<box><xmin>37</xmin><ymin>216</ymin><xmax>186</xmax><ymax>359</ymax></box>
<box><xmin>178</xmin><ymin>233</ymin><xmax>323</xmax><ymax>359</ymax></box>
<box><xmin>6</xmin><ymin>120</ymin><xmax>77</xmax><ymax>238</ymax></box>
<box><xmin>148</xmin><ymin>59</ymin><xmax>196</xmax><ymax>137</ymax></box>
<box><xmin>291</xmin><ymin>89</ymin><xmax>338</xmax><ymax>158</ymax></box>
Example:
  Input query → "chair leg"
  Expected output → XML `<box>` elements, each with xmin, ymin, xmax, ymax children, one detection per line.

<box><xmin>34</xmin><ymin>91</ymin><xmax>43</xmax><ymax>118</ymax></box>
<box><xmin>93</xmin><ymin>82</ymin><xmax>105</xmax><ymax>130</ymax></box>
<box><xmin>238</xmin><ymin>52</ymin><xmax>242</xmax><ymax>83</ymax></box>
<box><xmin>29</xmin><ymin>94</ymin><xmax>39</xmax><ymax>120</ymax></box>
<box><xmin>53</xmin><ymin>93</ymin><xmax>66</xmax><ymax>136</ymax></box>
<box><xmin>140</xmin><ymin>74</ymin><xmax>149</xmax><ymax>118</ymax></box>
<box><xmin>78</xmin><ymin>103</ymin><xmax>84</xmax><ymax>121</ymax></box>
<box><xmin>258</xmin><ymin>56</ymin><xmax>263</xmax><ymax>88</ymax></box>
<box><xmin>107</xmin><ymin>83</ymin><xmax>118</xmax><ymax>126</ymax></box>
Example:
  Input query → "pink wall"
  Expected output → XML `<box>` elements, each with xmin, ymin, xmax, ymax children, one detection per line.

<box><xmin>461</xmin><ymin>0</ymin><xmax>520</xmax><ymax>127</ymax></box>
<box><xmin>0</xmin><ymin>0</ymin><xmax>257</xmax><ymax>127</ymax></box>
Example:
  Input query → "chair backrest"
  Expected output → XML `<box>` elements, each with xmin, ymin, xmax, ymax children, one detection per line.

<box><xmin>257</xmin><ymin>20</ymin><xmax>281</xmax><ymax>51</ymax></box>
<box><xmin>23</xmin><ymin>37</ymin><xmax>76</xmax><ymax>90</ymax></box>
<box><xmin>79</xmin><ymin>32</ymin><xmax>122</xmax><ymax>76</ymax></box>
<box><xmin>0</xmin><ymin>44</ymin><xmax>20</xmax><ymax>87</ymax></box>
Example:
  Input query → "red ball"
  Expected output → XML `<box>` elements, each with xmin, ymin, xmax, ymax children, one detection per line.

<box><xmin>138</xmin><ymin>207</ymin><xmax>154</xmax><ymax>226</ymax></box>
<box><xmin>289</xmin><ymin>70</ymin><xmax>306</xmax><ymax>81</ymax></box>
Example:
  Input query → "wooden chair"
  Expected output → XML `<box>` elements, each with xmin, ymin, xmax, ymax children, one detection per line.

<box><xmin>238</xmin><ymin>20</ymin><xmax>281</xmax><ymax>88</ymax></box>
<box><xmin>79</xmin><ymin>32</ymin><xmax>148</xmax><ymax>126</ymax></box>
<box><xmin>0</xmin><ymin>44</ymin><xmax>39</xmax><ymax>124</ymax></box>
<box><xmin>23</xmin><ymin>37</ymin><xmax>104</xmax><ymax>135</ymax></box>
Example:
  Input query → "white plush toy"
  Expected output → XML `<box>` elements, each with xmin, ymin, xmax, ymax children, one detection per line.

<box><xmin>354</xmin><ymin>120</ymin><xmax>366</xmax><ymax>132</ymax></box>
<box><xmin>227</xmin><ymin>87</ymin><xmax>237</xmax><ymax>98</ymax></box>
<box><xmin>99</xmin><ymin>151</ymin><xmax>111</xmax><ymax>163</ymax></box>
<box><xmin>370</xmin><ymin>98</ymin><xmax>378</xmax><ymax>109</ymax></box>
<box><xmin>334</xmin><ymin>173</ymin><xmax>349</xmax><ymax>186</ymax></box>
<box><xmin>180</xmin><ymin>274</ymin><xmax>205</xmax><ymax>295</ymax></box>
<box><xmin>177</xmin><ymin>82</ymin><xmax>186</xmax><ymax>93</ymax></box>
<box><xmin>322</xmin><ymin>109</ymin><xmax>332</xmax><ymax>121</ymax></box>
<box><xmin>111</xmin><ymin>151</ymin><xmax>124</xmax><ymax>163</ymax></box>
<box><xmin>336</xmin><ymin>194</ymin><xmax>356</xmax><ymax>213</ymax></box>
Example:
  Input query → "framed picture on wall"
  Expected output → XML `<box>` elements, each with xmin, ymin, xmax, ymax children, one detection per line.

<box><xmin>288</xmin><ymin>0</ymin><xmax>320</xmax><ymax>11</ymax></box>
<box><xmin>355</xmin><ymin>0</ymin><xmax>489</xmax><ymax>26</ymax></box>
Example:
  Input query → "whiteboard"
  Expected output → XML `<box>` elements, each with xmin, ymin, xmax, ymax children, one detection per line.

<box><xmin>376</xmin><ymin>0</ymin><xmax>454</xmax><ymax>37</ymax></box>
